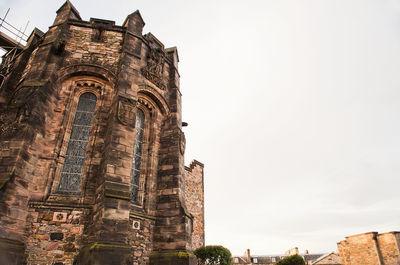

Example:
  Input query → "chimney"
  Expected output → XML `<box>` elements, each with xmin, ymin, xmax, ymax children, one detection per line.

<box><xmin>244</xmin><ymin>249</ymin><xmax>251</xmax><ymax>263</ymax></box>
<box><xmin>285</xmin><ymin>247</ymin><xmax>299</xmax><ymax>256</ymax></box>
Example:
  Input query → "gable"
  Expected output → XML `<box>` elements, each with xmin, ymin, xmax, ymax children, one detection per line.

<box><xmin>313</xmin><ymin>253</ymin><xmax>342</xmax><ymax>265</ymax></box>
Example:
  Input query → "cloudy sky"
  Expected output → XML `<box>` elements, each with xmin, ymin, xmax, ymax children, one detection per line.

<box><xmin>1</xmin><ymin>0</ymin><xmax>400</xmax><ymax>256</ymax></box>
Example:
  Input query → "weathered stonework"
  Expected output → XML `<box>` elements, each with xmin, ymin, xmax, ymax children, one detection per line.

<box><xmin>337</xmin><ymin>231</ymin><xmax>400</xmax><ymax>265</ymax></box>
<box><xmin>313</xmin><ymin>252</ymin><xmax>342</xmax><ymax>265</ymax></box>
<box><xmin>0</xmin><ymin>1</ymin><xmax>204</xmax><ymax>264</ymax></box>
<box><xmin>184</xmin><ymin>160</ymin><xmax>205</xmax><ymax>250</ymax></box>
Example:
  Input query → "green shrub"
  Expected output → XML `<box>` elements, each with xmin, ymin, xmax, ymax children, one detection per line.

<box><xmin>276</xmin><ymin>254</ymin><xmax>305</xmax><ymax>265</ymax></box>
<box><xmin>194</xmin><ymin>245</ymin><xmax>232</xmax><ymax>265</ymax></box>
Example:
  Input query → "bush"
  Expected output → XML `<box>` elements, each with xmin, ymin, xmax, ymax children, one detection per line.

<box><xmin>194</xmin><ymin>245</ymin><xmax>232</xmax><ymax>265</ymax></box>
<box><xmin>276</xmin><ymin>254</ymin><xmax>305</xmax><ymax>265</ymax></box>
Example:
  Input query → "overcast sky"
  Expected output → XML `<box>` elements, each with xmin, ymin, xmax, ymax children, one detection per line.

<box><xmin>1</xmin><ymin>0</ymin><xmax>400</xmax><ymax>256</ymax></box>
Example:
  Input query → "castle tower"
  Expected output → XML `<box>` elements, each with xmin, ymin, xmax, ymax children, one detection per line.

<box><xmin>0</xmin><ymin>2</ymin><xmax>204</xmax><ymax>264</ymax></box>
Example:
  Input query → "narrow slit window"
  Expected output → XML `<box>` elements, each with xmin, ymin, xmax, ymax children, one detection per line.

<box><xmin>58</xmin><ymin>92</ymin><xmax>97</xmax><ymax>192</ymax></box>
<box><xmin>131</xmin><ymin>108</ymin><xmax>144</xmax><ymax>204</ymax></box>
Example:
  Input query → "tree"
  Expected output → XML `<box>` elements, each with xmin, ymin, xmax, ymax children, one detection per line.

<box><xmin>194</xmin><ymin>245</ymin><xmax>232</xmax><ymax>265</ymax></box>
<box><xmin>276</xmin><ymin>254</ymin><xmax>305</xmax><ymax>265</ymax></box>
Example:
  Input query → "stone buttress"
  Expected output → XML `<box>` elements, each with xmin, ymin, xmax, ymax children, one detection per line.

<box><xmin>0</xmin><ymin>1</ymin><xmax>204</xmax><ymax>265</ymax></box>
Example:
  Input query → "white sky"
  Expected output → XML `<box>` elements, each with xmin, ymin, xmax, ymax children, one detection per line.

<box><xmin>1</xmin><ymin>0</ymin><xmax>400</xmax><ymax>256</ymax></box>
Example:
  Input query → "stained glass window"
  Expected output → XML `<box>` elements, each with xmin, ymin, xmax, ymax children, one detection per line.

<box><xmin>131</xmin><ymin>108</ymin><xmax>144</xmax><ymax>204</ymax></box>
<box><xmin>58</xmin><ymin>92</ymin><xmax>97</xmax><ymax>192</ymax></box>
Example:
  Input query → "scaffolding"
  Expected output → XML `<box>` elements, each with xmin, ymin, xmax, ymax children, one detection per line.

<box><xmin>0</xmin><ymin>8</ymin><xmax>29</xmax><ymax>87</ymax></box>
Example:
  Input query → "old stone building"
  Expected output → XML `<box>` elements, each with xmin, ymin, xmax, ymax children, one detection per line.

<box><xmin>0</xmin><ymin>1</ymin><xmax>204</xmax><ymax>265</ymax></box>
<box><xmin>232</xmin><ymin>248</ymin><xmax>324</xmax><ymax>265</ymax></box>
<box><xmin>312</xmin><ymin>252</ymin><xmax>342</xmax><ymax>265</ymax></box>
<box><xmin>337</xmin><ymin>231</ymin><xmax>400</xmax><ymax>265</ymax></box>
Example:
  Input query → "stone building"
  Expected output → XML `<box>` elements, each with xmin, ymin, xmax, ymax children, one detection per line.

<box><xmin>0</xmin><ymin>1</ymin><xmax>204</xmax><ymax>265</ymax></box>
<box><xmin>232</xmin><ymin>248</ymin><xmax>323</xmax><ymax>265</ymax></box>
<box><xmin>312</xmin><ymin>252</ymin><xmax>342</xmax><ymax>265</ymax></box>
<box><xmin>337</xmin><ymin>231</ymin><xmax>400</xmax><ymax>265</ymax></box>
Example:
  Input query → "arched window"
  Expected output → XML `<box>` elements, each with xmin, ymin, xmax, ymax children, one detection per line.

<box><xmin>131</xmin><ymin>108</ymin><xmax>145</xmax><ymax>204</ymax></box>
<box><xmin>58</xmin><ymin>92</ymin><xmax>97</xmax><ymax>192</ymax></box>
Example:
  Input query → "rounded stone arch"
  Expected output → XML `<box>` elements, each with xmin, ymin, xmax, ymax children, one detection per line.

<box><xmin>133</xmin><ymin>88</ymin><xmax>169</xmax><ymax>211</ymax></box>
<box><xmin>48</xmin><ymin>65</ymin><xmax>116</xmax><ymax>200</ymax></box>
<box><xmin>54</xmin><ymin>64</ymin><xmax>116</xmax><ymax>109</ymax></box>
<box><xmin>55</xmin><ymin>64</ymin><xmax>117</xmax><ymax>87</ymax></box>
<box><xmin>138</xmin><ymin>84</ymin><xmax>170</xmax><ymax>116</ymax></box>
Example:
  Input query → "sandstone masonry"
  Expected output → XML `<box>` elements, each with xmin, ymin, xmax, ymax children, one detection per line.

<box><xmin>184</xmin><ymin>160</ymin><xmax>205</xmax><ymax>250</ymax></box>
<box><xmin>0</xmin><ymin>2</ymin><xmax>204</xmax><ymax>265</ymax></box>
<box><xmin>337</xmin><ymin>231</ymin><xmax>400</xmax><ymax>265</ymax></box>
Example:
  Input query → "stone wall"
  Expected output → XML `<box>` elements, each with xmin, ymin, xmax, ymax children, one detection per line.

<box><xmin>337</xmin><ymin>231</ymin><xmax>400</xmax><ymax>265</ymax></box>
<box><xmin>377</xmin><ymin>232</ymin><xmax>400</xmax><ymax>265</ymax></box>
<box><xmin>26</xmin><ymin>203</ymin><xmax>89</xmax><ymax>265</ymax></box>
<box><xmin>184</xmin><ymin>160</ymin><xmax>205</xmax><ymax>250</ymax></box>
<box><xmin>0</xmin><ymin>1</ymin><xmax>204</xmax><ymax>264</ymax></box>
<box><xmin>64</xmin><ymin>24</ymin><xmax>123</xmax><ymax>73</ymax></box>
<box><xmin>313</xmin><ymin>252</ymin><xmax>342</xmax><ymax>265</ymax></box>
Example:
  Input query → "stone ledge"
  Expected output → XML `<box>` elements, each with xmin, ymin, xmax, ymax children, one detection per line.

<box><xmin>130</xmin><ymin>211</ymin><xmax>156</xmax><ymax>221</ymax></box>
<box><xmin>89</xmin><ymin>242</ymin><xmax>132</xmax><ymax>252</ymax></box>
<box><xmin>149</xmin><ymin>250</ymin><xmax>197</xmax><ymax>265</ymax></box>
<box><xmin>77</xmin><ymin>242</ymin><xmax>134</xmax><ymax>265</ymax></box>
<box><xmin>104</xmin><ymin>188</ymin><xmax>131</xmax><ymax>201</ymax></box>
<box><xmin>28</xmin><ymin>201</ymin><xmax>92</xmax><ymax>210</ymax></box>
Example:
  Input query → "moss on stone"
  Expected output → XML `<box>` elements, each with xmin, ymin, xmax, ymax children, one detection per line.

<box><xmin>89</xmin><ymin>242</ymin><xmax>132</xmax><ymax>251</ymax></box>
<box><xmin>104</xmin><ymin>188</ymin><xmax>131</xmax><ymax>200</ymax></box>
<box><xmin>150</xmin><ymin>250</ymin><xmax>196</xmax><ymax>259</ymax></box>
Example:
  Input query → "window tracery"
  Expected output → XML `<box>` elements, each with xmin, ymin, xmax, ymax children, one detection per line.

<box><xmin>58</xmin><ymin>92</ymin><xmax>97</xmax><ymax>192</ymax></box>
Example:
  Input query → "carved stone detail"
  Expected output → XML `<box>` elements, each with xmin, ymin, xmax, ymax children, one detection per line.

<box><xmin>141</xmin><ymin>48</ymin><xmax>166</xmax><ymax>90</ymax></box>
<box><xmin>138</xmin><ymin>98</ymin><xmax>153</xmax><ymax>111</ymax></box>
<box><xmin>117</xmin><ymin>96</ymin><xmax>136</xmax><ymax>127</ymax></box>
<box><xmin>75</xmin><ymin>81</ymin><xmax>102</xmax><ymax>90</ymax></box>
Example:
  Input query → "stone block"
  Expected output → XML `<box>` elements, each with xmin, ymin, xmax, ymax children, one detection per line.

<box><xmin>149</xmin><ymin>250</ymin><xmax>197</xmax><ymax>265</ymax></box>
<box><xmin>50</xmin><ymin>233</ymin><xmax>64</xmax><ymax>241</ymax></box>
